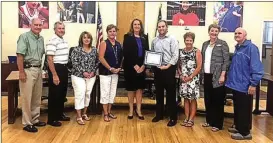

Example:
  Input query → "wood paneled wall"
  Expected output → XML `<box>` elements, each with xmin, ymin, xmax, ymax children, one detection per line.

<box><xmin>116</xmin><ymin>2</ymin><xmax>145</xmax><ymax>44</ymax></box>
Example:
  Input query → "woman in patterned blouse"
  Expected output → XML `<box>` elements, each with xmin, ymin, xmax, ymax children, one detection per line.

<box><xmin>70</xmin><ymin>31</ymin><xmax>99</xmax><ymax>125</ymax></box>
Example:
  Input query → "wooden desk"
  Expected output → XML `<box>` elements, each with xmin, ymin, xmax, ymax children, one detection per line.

<box><xmin>6</xmin><ymin>71</ymin><xmax>47</xmax><ymax>124</ymax></box>
<box><xmin>253</xmin><ymin>74</ymin><xmax>273</xmax><ymax>116</ymax></box>
<box><xmin>1</xmin><ymin>62</ymin><xmax>18</xmax><ymax>92</ymax></box>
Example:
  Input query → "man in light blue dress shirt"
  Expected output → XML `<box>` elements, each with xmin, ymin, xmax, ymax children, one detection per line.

<box><xmin>151</xmin><ymin>20</ymin><xmax>179</xmax><ymax>127</ymax></box>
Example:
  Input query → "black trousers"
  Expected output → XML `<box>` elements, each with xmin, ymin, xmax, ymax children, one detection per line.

<box><xmin>154</xmin><ymin>65</ymin><xmax>177</xmax><ymax>120</ymax></box>
<box><xmin>232</xmin><ymin>90</ymin><xmax>253</xmax><ymax>136</ymax></box>
<box><xmin>203</xmin><ymin>73</ymin><xmax>225</xmax><ymax>129</ymax></box>
<box><xmin>48</xmin><ymin>64</ymin><xmax>68</xmax><ymax>122</ymax></box>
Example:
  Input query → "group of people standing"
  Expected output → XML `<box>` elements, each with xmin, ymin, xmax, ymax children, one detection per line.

<box><xmin>16</xmin><ymin>18</ymin><xmax>264</xmax><ymax>141</ymax></box>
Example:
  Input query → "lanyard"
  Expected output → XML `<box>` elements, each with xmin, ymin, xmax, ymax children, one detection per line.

<box><xmin>112</xmin><ymin>45</ymin><xmax>118</xmax><ymax>65</ymax></box>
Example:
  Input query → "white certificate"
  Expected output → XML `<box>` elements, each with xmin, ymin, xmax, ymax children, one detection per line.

<box><xmin>144</xmin><ymin>51</ymin><xmax>162</xmax><ymax>66</ymax></box>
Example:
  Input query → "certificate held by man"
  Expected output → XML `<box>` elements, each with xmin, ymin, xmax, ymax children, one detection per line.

<box><xmin>144</xmin><ymin>51</ymin><xmax>162</xmax><ymax>67</ymax></box>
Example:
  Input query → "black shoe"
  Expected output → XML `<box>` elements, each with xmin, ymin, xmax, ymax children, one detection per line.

<box><xmin>47</xmin><ymin>121</ymin><xmax>62</xmax><ymax>127</ymax></box>
<box><xmin>167</xmin><ymin>120</ymin><xmax>177</xmax><ymax>127</ymax></box>
<box><xmin>152</xmin><ymin>116</ymin><xmax>163</xmax><ymax>122</ymax></box>
<box><xmin>33</xmin><ymin>121</ymin><xmax>46</xmax><ymax>127</ymax></box>
<box><xmin>134</xmin><ymin>110</ymin><xmax>144</xmax><ymax>120</ymax></box>
<box><xmin>127</xmin><ymin>115</ymin><xmax>133</xmax><ymax>119</ymax></box>
<box><xmin>23</xmin><ymin>125</ymin><xmax>38</xmax><ymax>133</ymax></box>
<box><xmin>60</xmin><ymin>113</ymin><xmax>70</xmax><ymax>121</ymax></box>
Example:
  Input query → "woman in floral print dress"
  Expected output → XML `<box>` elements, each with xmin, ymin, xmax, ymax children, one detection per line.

<box><xmin>178</xmin><ymin>32</ymin><xmax>202</xmax><ymax>127</ymax></box>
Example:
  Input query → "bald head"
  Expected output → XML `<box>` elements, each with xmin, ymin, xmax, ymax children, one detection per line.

<box><xmin>234</xmin><ymin>27</ymin><xmax>247</xmax><ymax>44</ymax></box>
<box><xmin>30</xmin><ymin>18</ymin><xmax>41</xmax><ymax>25</ymax></box>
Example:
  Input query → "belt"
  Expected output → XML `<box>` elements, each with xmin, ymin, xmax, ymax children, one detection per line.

<box><xmin>24</xmin><ymin>64</ymin><xmax>41</xmax><ymax>68</ymax></box>
<box><xmin>54</xmin><ymin>63</ymin><xmax>67</xmax><ymax>66</ymax></box>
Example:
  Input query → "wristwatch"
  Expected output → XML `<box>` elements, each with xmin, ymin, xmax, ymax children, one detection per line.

<box><xmin>109</xmin><ymin>67</ymin><xmax>113</xmax><ymax>71</ymax></box>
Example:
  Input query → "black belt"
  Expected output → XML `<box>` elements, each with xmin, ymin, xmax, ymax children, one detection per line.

<box><xmin>24</xmin><ymin>64</ymin><xmax>41</xmax><ymax>68</ymax></box>
<box><xmin>54</xmin><ymin>63</ymin><xmax>67</xmax><ymax>66</ymax></box>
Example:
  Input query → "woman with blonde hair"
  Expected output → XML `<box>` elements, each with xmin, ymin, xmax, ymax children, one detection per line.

<box><xmin>99</xmin><ymin>24</ymin><xmax>123</xmax><ymax>122</ymax></box>
<box><xmin>70</xmin><ymin>31</ymin><xmax>99</xmax><ymax>125</ymax></box>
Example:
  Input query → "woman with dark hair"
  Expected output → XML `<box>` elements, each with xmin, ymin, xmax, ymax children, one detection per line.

<box><xmin>172</xmin><ymin>1</ymin><xmax>199</xmax><ymax>26</ymax></box>
<box><xmin>70</xmin><ymin>31</ymin><xmax>99</xmax><ymax>125</ymax></box>
<box><xmin>201</xmin><ymin>24</ymin><xmax>230</xmax><ymax>131</ymax></box>
<box><xmin>178</xmin><ymin>32</ymin><xmax>202</xmax><ymax>127</ymax></box>
<box><xmin>99</xmin><ymin>24</ymin><xmax>123</xmax><ymax>122</ymax></box>
<box><xmin>123</xmin><ymin>19</ymin><xmax>149</xmax><ymax>120</ymax></box>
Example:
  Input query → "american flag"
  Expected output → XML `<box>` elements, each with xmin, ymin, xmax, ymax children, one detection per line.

<box><xmin>96</xmin><ymin>6</ymin><xmax>103</xmax><ymax>49</ymax></box>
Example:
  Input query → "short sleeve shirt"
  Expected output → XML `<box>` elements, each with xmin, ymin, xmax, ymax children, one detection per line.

<box><xmin>16</xmin><ymin>31</ymin><xmax>45</xmax><ymax>65</ymax></box>
<box><xmin>46</xmin><ymin>34</ymin><xmax>69</xmax><ymax>64</ymax></box>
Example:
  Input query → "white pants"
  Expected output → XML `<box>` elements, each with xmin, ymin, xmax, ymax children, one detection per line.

<box><xmin>77</xmin><ymin>12</ymin><xmax>85</xmax><ymax>23</ymax></box>
<box><xmin>99</xmin><ymin>74</ymin><xmax>118</xmax><ymax>104</ymax></box>
<box><xmin>72</xmin><ymin>75</ymin><xmax>96</xmax><ymax>110</ymax></box>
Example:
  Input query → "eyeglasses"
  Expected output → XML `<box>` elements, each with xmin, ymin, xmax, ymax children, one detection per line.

<box><xmin>235</xmin><ymin>32</ymin><xmax>242</xmax><ymax>35</ymax></box>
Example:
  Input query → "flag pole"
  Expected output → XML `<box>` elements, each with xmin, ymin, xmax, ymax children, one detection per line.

<box><xmin>154</xmin><ymin>3</ymin><xmax>162</xmax><ymax>37</ymax></box>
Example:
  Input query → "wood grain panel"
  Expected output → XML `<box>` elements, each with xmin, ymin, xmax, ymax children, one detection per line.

<box><xmin>117</xmin><ymin>2</ymin><xmax>145</xmax><ymax>44</ymax></box>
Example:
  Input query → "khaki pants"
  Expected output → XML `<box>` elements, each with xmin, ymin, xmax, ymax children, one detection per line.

<box><xmin>19</xmin><ymin>67</ymin><xmax>42</xmax><ymax>126</ymax></box>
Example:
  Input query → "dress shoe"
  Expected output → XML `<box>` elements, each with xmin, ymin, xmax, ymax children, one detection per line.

<box><xmin>152</xmin><ymin>116</ymin><xmax>163</xmax><ymax>122</ymax></box>
<box><xmin>60</xmin><ymin>114</ymin><xmax>70</xmax><ymax>121</ymax></box>
<box><xmin>134</xmin><ymin>110</ymin><xmax>144</xmax><ymax>120</ymax></box>
<box><xmin>127</xmin><ymin>115</ymin><xmax>133</xmax><ymax>119</ymax></box>
<box><xmin>167</xmin><ymin>120</ymin><xmax>177</xmax><ymax>127</ymax></box>
<box><xmin>47</xmin><ymin>121</ymin><xmax>62</xmax><ymax>127</ymax></box>
<box><xmin>33</xmin><ymin>121</ymin><xmax>46</xmax><ymax>127</ymax></box>
<box><xmin>23</xmin><ymin>125</ymin><xmax>38</xmax><ymax>133</ymax></box>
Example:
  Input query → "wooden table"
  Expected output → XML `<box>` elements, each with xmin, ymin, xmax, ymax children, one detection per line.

<box><xmin>6</xmin><ymin>71</ymin><xmax>47</xmax><ymax>124</ymax></box>
<box><xmin>253</xmin><ymin>74</ymin><xmax>273</xmax><ymax>116</ymax></box>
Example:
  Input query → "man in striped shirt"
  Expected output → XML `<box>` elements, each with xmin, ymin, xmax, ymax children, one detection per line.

<box><xmin>46</xmin><ymin>21</ymin><xmax>70</xmax><ymax>127</ymax></box>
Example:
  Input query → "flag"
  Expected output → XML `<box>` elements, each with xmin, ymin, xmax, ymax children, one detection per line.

<box><xmin>154</xmin><ymin>4</ymin><xmax>162</xmax><ymax>37</ymax></box>
<box><xmin>96</xmin><ymin>6</ymin><xmax>103</xmax><ymax>49</ymax></box>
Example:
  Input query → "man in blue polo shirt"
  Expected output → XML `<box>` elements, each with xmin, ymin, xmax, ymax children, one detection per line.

<box><xmin>225</xmin><ymin>27</ymin><xmax>264</xmax><ymax>140</ymax></box>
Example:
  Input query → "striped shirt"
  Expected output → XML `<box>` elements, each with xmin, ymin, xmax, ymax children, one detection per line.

<box><xmin>46</xmin><ymin>34</ymin><xmax>69</xmax><ymax>64</ymax></box>
<box><xmin>151</xmin><ymin>34</ymin><xmax>179</xmax><ymax>65</ymax></box>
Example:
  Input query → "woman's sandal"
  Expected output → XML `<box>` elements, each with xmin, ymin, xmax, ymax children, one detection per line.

<box><xmin>76</xmin><ymin>117</ymin><xmax>85</xmax><ymax>125</ymax></box>
<box><xmin>202</xmin><ymin>122</ymin><xmax>210</xmax><ymax>127</ymax></box>
<box><xmin>185</xmin><ymin>120</ymin><xmax>194</xmax><ymax>127</ymax></box>
<box><xmin>82</xmin><ymin>114</ymin><xmax>90</xmax><ymax>121</ymax></box>
<box><xmin>211</xmin><ymin>127</ymin><xmax>220</xmax><ymax>132</ymax></box>
<box><xmin>104</xmin><ymin>114</ymin><xmax>110</xmax><ymax>122</ymax></box>
<box><xmin>180</xmin><ymin>119</ymin><xmax>188</xmax><ymax>126</ymax></box>
<box><xmin>108</xmin><ymin>113</ymin><xmax>117</xmax><ymax>119</ymax></box>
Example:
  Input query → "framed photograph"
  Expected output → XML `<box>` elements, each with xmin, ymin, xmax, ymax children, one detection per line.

<box><xmin>144</xmin><ymin>51</ymin><xmax>163</xmax><ymax>67</ymax></box>
<box><xmin>18</xmin><ymin>2</ymin><xmax>49</xmax><ymax>29</ymax></box>
<box><xmin>167</xmin><ymin>1</ymin><xmax>206</xmax><ymax>26</ymax></box>
<box><xmin>213</xmin><ymin>2</ymin><xmax>244</xmax><ymax>32</ymax></box>
<box><xmin>57</xmin><ymin>1</ymin><xmax>96</xmax><ymax>24</ymax></box>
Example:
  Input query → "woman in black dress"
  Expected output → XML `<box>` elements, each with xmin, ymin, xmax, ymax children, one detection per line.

<box><xmin>123</xmin><ymin>19</ymin><xmax>149</xmax><ymax>120</ymax></box>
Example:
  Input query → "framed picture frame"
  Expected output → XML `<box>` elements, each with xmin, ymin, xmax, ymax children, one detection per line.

<box><xmin>144</xmin><ymin>51</ymin><xmax>163</xmax><ymax>67</ymax></box>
